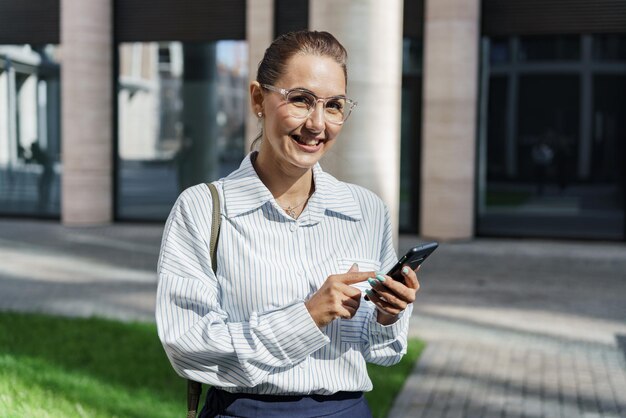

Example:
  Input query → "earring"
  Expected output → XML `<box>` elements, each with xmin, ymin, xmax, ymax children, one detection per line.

<box><xmin>257</xmin><ymin>112</ymin><xmax>263</xmax><ymax>118</ymax></box>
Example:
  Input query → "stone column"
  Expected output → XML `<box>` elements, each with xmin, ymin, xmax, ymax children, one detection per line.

<box><xmin>310</xmin><ymin>0</ymin><xmax>404</xmax><ymax>244</ymax></box>
<box><xmin>420</xmin><ymin>0</ymin><xmax>480</xmax><ymax>240</ymax></box>
<box><xmin>246</xmin><ymin>0</ymin><xmax>274</xmax><ymax>150</ymax></box>
<box><xmin>61</xmin><ymin>0</ymin><xmax>113</xmax><ymax>224</ymax></box>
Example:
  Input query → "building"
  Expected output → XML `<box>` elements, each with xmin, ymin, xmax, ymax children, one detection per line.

<box><xmin>0</xmin><ymin>0</ymin><xmax>624</xmax><ymax>241</ymax></box>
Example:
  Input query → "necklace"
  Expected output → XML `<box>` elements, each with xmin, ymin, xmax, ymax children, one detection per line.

<box><xmin>282</xmin><ymin>197</ymin><xmax>309</xmax><ymax>218</ymax></box>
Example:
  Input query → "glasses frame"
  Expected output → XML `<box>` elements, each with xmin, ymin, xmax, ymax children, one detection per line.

<box><xmin>261</xmin><ymin>84</ymin><xmax>357</xmax><ymax>125</ymax></box>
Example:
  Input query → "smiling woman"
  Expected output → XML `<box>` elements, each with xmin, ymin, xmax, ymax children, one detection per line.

<box><xmin>155</xmin><ymin>30</ymin><xmax>421</xmax><ymax>418</ymax></box>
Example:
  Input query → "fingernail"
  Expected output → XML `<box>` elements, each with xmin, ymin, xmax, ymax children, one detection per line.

<box><xmin>402</xmin><ymin>266</ymin><xmax>410</xmax><ymax>275</ymax></box>
<box><xmin>367</xmin><ymin>278</ymin><xmax>377</xmax><ymax>287</ymax></box>
<box><xmin>365</xmin><ymin>289</ymin><xmax>374</xmax><ymax>297</ymax></box>
<box><xmin>376</xmin><ymin>274</ymin><xmax>386</xmax><ymax>283</ymax></box>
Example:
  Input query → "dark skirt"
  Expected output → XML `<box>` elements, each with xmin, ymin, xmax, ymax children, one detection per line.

<box><xmin>198</xmin><ymin>387</ymin><xmax>373</xmax><ymax>418</ymax></box>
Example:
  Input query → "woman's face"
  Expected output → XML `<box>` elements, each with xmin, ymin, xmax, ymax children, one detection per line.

<box><xmin>255</xmin><ymin>53</ymin><xmax>347</xmax><ymax>171</ymax></box>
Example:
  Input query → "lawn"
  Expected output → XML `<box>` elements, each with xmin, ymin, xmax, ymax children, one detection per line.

<box><xmin>0</xmin><ymin>312</ymin><xmax>424</xmax><ymax>418</ymax></box>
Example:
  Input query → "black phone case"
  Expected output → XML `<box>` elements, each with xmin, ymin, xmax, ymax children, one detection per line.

<box><xmin>387</xmin><ymin>241</ymin><xmax>438</xmax><ymax>282</ymax></box>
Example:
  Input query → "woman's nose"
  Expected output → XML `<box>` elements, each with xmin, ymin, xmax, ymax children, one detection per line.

<box><xmin>305</xmin><ymin>101</ymin><xmax>325</xmax><ymax>131</ymax></box>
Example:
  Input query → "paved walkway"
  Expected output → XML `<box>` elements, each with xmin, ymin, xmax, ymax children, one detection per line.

<box><xmin>390</xmin><ymin>237</ymin><xmax>626</xmax><ymax>418</ymax></box>
<box><xmin>0</xmin><ymin>219</ymin><xmax>625</xmax><ymax>418</ymax></box>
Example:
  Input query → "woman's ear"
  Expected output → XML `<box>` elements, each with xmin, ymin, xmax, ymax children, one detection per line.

<box><xmin>250</xmin><ymin>81</ymin><xmax>264</xmax><ymax>117</ymax></box>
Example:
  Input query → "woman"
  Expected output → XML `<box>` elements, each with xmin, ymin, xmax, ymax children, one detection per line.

<box><xmin>156</xmin><ymin>30</ymin><xmax>420</xmax><ymax>418</ymax></box>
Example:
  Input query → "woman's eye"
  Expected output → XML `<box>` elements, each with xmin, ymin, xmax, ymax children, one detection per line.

<box><xmin>326</xmin><ymin>100</ymin><xmax>344</xmax><ymax>112</ymax></box>
<box><xmin>289</xmin><ymin>94</ymin><xmax>314</xmax><ymax>107</ymax></box>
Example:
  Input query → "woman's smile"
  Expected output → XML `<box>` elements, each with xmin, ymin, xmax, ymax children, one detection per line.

<box><xmin>289</xmin><ymin>132</ymin><xmax>326</xmax><ymax>152</ymax></box>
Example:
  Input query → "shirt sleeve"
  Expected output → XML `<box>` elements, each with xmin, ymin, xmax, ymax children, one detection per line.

<box><xmin>155</xmin><ymin>187</ymin><xmax>329</xmax><ymax>388</ymax></box>
<box><xmin>360</xmin><ymin>200</ymin><xmax>412</xmax><ymax>366</ymax></box>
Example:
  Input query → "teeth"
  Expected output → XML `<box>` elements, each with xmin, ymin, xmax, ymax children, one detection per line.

<box><xmin>292</xmin><ymin>135</ymin><xmax>320</xmax><ymax>146</ymax></box>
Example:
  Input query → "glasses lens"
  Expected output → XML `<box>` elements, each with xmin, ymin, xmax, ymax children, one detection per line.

<box><xmin>324</xmin><ymin>98</ymin><xmax>347</xmax><ymax>124</ymax></box>
<box><xmin>286</xmin><ymin>91</ymin><xmax>315</xmax><ymax>118</ymax></box>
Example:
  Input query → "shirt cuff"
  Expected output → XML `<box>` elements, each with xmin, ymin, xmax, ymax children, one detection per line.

<box><xmin>271</xmin><ymin>301</ymin><xmax>330</xmax><ymax>363</ymax></box>
<box><xmin>367</xmin><ymin>306</ymin><xmax>410</xmax><ymax>343</ymax></box>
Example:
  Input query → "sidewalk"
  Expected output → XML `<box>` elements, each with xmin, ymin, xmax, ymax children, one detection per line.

<box><xmin>391</xmin><ymin>236</ymin><xmax>626</xmax><ymax>418</ymax></box>
<box><xmin>0</xmin><ymin>219</ymin><xmax>625</xmax><ymax>417</ymax></box>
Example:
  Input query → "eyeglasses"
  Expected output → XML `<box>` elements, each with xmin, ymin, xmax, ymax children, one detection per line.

<box><xmin>261</xmin><ymin>84</ymin><xmax>357</xmax><ymax>125</ymax></box>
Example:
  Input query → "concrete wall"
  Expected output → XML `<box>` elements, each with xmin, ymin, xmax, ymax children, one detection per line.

<box><xmin>61</xmin><ymin>0</ymin><xmax>113</xmax><ymax>224</ymax></box>
<box><xmin>420</xmin><ymin>0</ymin><xmax>480</xmax><ymax>240</ymax></box>
<box><xmin>246</xmin><ymin>0</ymin><xmax>274</xmax><ymax>150</ymax></box>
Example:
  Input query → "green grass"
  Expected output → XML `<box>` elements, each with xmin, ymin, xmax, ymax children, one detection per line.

<box><xmin>0</xmin><ymin>312</ymin><xmax>424</xmax><ymax>418</ymax></box>
<box><xmin>367</xmin><ymin>338</ymin><xmax>425</xmax><ymax>418</ymax></box>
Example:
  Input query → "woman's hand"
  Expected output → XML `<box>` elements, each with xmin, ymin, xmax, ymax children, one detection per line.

<box><xmin>366</xmin><ymin>266</ymin><xmax>420</xmax><ymax>325</ymax></box>
<box><xmin>305</xmin><ymin>264</ymin><xmax>374</xmax><ymax>328</ymax></box>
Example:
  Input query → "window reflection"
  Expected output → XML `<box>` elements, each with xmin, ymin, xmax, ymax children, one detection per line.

<box><xmin>518</xmin><ymin>35</ymin><xmax>580</xmax><ymax>62</ymax></box>
<box><xmin>593</xmin><ymin>34</ymin><xmax>626</xmax><ymax>61</ymax></box>
<box><xmin>116</xmin><ymin>41</ymin><xmax>248</xmax><ymax>220</ymax></box>
<box><xmin>489</xmin><ymin>38</ymin><xmax>510</xmax><ymax>65</ymax></box>
<box><xmin>400</xmin><ymin>37</ymin><xmax>423</xmax><ymax>233</ymax></box>
<box><xmin>0</xmin><ymin>45</ymin><xmax>61</xmax><ymax>217</ymax></box>
<box><xmin>479</xmin><ymin>35</ymin><xmax>626</xmax><ymax>240</ymax></box>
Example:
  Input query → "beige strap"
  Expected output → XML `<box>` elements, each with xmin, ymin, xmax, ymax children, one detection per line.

<box><xmin>206</xmin><ymin>182</ymin><xmax>221</xmax><ymax>274</ymax></box>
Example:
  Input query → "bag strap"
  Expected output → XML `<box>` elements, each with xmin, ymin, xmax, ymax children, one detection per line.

<box><xmin>186</xmin><ymin>380</ymin><xmax>203</xmax><ymax>418</ymax></box>
<box><xmin>186</xmin><ymin>182</ymin><xmax>221</xmax><ymax>418</ymax></box>
<box><xmin>206</xmin><ymin>182</ymin><xmax>221</xmax><ymax>271</ymax></box>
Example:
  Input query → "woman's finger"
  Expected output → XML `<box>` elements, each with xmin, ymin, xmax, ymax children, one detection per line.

<box><xmin>342</xmin><ymin>296</ymin><xmax>360</xmax><ymax>310</ymax></box>
<box><xmin>365</xmin><ymin>289</ymin><xmax>402</xmax><ymax>316</ymax></box>
<box><xmin>400</xmin><ymin>265</ymin><xmax>420</xmax><ymax>290</ymax></box>
<box><xmin>371</xmin><ymin>274</ymin><xmax>417</xmax><ymax>303</ymax></box>
<box><xmin>338</xmin><ymin>304</ymin><xmax>358</xmax><ymax>319</ymax></box>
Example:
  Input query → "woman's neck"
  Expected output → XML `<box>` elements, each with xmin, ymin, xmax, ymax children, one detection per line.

<box><xmin>252</xmin><ymin>151</ymin><xmax>314</xmax><ymax>206</ymax></box>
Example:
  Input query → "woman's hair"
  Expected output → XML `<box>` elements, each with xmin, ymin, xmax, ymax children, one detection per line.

<box><xmin>251</xmin><ymin>30</ymin><xmax>348</xmax><ymax>151</ymax></box>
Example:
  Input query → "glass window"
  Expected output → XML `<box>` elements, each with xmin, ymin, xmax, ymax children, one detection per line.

<box><xmin>116</xmin><ymin>41</ymin><xmax>248</xmax><ymax>220</ymax></box>
<box><xmin>592</xmin><ymin>75</ymin><xmax>626</xmax><ymax>183</ymax></box>
<box><xmin>593</xmin><ymin>34</ymin><xmax>626</xmax><ymax>61</ymax></box>
<box><xmin>489</xmin><ymin>38</ymin><xmax>510</xmax><ymax>65</ymax></box>
<box><xmin>516</xmin><ymin>75</ymin><xmax>580</xmax><ymax>183</ymax></box>
<box><xmin>0</xmin><ymin>45</ymin><xmax>61</xmax><ymax>217</ymax></box>
<box><xmin>486</xmin><ymin>76</ymin><xmax>508</xmax><ymax>180</ymax></box>
<box><xmin>518</xmin><ymin>35</ymin><xmax>580</xmax><ymax>62</ymax></box>
<box><xmin>478</xmin><ymin>35</ymin><xmax>625</xmax><ymax>240</ymax></box>
<box><xmin>400</xmin><ymin>37</ymin><xmax>423</xmax><ymax>233</ymax></box>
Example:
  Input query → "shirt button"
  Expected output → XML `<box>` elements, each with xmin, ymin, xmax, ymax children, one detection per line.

<box><xmin>299</xmin><ymin>361</ymin><xmax>306</xmax><ymax>369</ymax></box>
<box><xmin>290</xmin><ymin>222</ymin><xmax>299</xmax><ymax>232</ymax></box>
<box><xmin>297</xmin><ymin>269</ymin><xmax>305</xmax><ymax>277</ymax></box>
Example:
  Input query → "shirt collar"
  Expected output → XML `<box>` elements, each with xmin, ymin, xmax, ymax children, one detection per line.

<box><xmin>307</xmin><ymin>163</ymin><xmax>362</xmax><ymax>223</ymax></box>
<box><xmin>221</xmin><ymin>153</ymin><xmax>274</xmax><ymax>218</ymax></box>
<box><xmin>221</xmin><ymin>152</ymin><xmax>362</xmax><ymax>222</ymax></box>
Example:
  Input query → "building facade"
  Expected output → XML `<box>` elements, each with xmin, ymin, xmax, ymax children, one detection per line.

<box><xmin>0</xmin><ymin>0</ymin><xmax>625</xmax><ymax>241</ymax></box>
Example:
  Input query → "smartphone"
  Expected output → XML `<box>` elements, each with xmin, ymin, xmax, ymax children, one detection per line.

<box><xmin>386</xmin><ymin>241</ymin><xmax>438</xmax><ymax>283</ymax></box>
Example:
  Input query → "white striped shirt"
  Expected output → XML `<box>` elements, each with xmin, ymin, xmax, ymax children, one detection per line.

<box><xmin>156</xmin><ymin>152</ymin><xmax>411</xmax><ymax>395</ymax></box>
